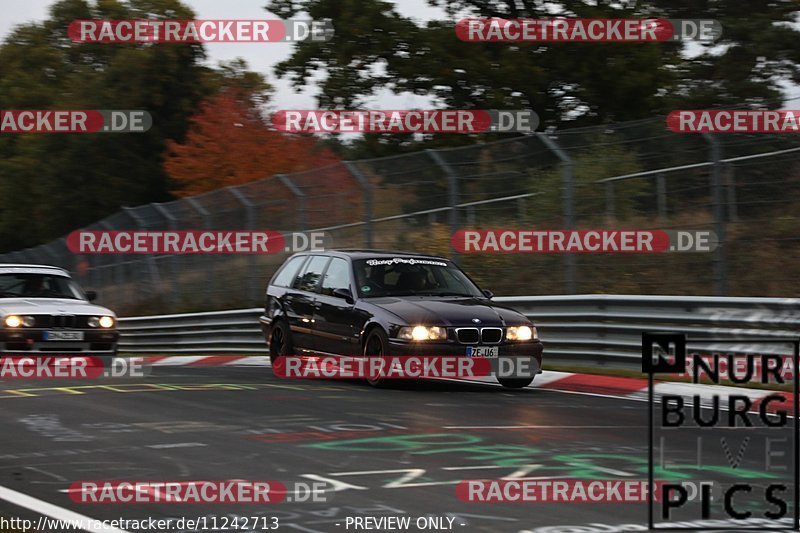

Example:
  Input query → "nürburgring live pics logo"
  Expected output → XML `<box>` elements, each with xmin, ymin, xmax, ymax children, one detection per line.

<box><xmin>644</xmin><ymin>332</ymin><xmax>800</xmax><ymax>530</ymax></box>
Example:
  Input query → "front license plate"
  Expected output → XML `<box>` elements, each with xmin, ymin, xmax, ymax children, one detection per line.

<box><xmin>466</xmin><ymin>346</ymin><xmax>498</xmax><ymax>358</ymax></box>
<box><xmin>44</xmin><ymin>331</ymin><xmax>84</xmax><ymax>341</ymax></box>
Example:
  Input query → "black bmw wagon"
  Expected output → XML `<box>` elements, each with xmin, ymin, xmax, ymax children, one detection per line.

<box><xmin>259</xmin><ymin>250</ymin><xmax>543</xmax><ymax>388</ymax></box>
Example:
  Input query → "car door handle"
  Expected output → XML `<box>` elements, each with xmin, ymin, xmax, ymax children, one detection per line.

<box><xmin>313</xmin><ymin>302</ymin><xmax>323</xmax><ymax>309</ymax></box>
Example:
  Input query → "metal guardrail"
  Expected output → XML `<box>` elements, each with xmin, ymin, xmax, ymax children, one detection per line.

<box><xmin>117</xmin><ymin>295</ymin><xmax>800</xmax><ymax>367</ymax></box>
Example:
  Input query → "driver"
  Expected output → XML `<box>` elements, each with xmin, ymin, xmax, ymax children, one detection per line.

<box><xmin>395</xmin><ymin>269</ymin><xmax>428</xmax><ymax>291</ymax></box>
<box><xmin>22</xmin><ymin>276</ymin><xmax>48</xmax><ymax>296</ymax></box>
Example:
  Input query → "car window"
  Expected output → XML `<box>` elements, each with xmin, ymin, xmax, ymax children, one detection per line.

<box><xmin>320</xmin><ymin>258</ymin><xmax>351</xmax><ymax>296</ymax></box>
<box><xmin>0</xmin><ymin>273</ymin><xmax>84</xmax><ymax>299</ymax></box>
<box><xmin>352</xmin><ymin>258</ymin><xmax>483</xmax><ymax>298</ymax></box>
<box><xmin>293</xmin><ymin>255</ymin><xmax>330</xmax><ymax>293</ymax></box>
<box><xmin>272</xmin><ymin>256</ymin><xmax>307</xmax><ymax>288</ymax></box>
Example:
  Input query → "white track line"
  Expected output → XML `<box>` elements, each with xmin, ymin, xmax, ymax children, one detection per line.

<box><xmin>0</xmin><ymin>484</ymin><xmax>130</xmax><ymax>532</ymax></box>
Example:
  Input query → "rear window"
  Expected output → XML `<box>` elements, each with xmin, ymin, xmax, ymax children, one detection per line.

<box><xmin>271</xmin><ymin>256</ymin><xmax>307</xmax><ymax>288</ymax></box>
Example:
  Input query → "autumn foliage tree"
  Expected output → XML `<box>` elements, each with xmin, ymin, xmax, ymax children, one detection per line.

<box><xmin>164</xmin><ymin>88</ymin><xmax>341</xmax><ymax>196</ymax></box>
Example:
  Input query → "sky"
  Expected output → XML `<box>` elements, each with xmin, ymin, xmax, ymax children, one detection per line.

<box><xmin>1</xmin><ymin>0</ymin><xmax>798</xmax><ymax>108</ymax></box>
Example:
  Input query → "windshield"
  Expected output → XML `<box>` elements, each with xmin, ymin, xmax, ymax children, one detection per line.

<box><xmin>0</xmin><ymin>273</ymin><xmax>86</xmax><ymax>300</ymax></box>
<box><xmin>353</xmin><ymin>258</ymin><xmax>483</xmax><ymax>298</ymax></box>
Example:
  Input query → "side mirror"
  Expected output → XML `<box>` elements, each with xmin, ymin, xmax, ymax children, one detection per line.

<box><xmin>481</xmin><ymin>289</ymin><xmax>494</xmax><ymax>299</ymax></box>
<box><xmin>333</xmin><ymin>288</ymin><xmax>354</xmax><ymax>304</ymax></box>
<box><xmin>85</xmin><ymin>290</ymin><xmax>97</xmax><ymax>302</ymax></box>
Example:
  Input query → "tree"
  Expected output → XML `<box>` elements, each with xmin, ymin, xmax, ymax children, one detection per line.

<box><xmin>164</xmin><ymin>88</ymin><xmax>341</xmax><ymax>196</ymax></box>
<box><xmin>269</xmin><ymin>0</ymin><xmax>799</xmax><ymax>133</ymax></box>
<box><xmin>0</xmin><ymin>0</ymin><xmax>234</xmax><ymax>251</ymax></box>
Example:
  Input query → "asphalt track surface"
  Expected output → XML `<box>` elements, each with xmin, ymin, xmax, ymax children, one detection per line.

<box><xmin>0</xmin><ymin>364</ymin><xmax>795</xmax><ymax>533</ymax></box>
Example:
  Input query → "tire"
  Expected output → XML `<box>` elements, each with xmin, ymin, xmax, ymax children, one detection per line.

<box><xmin>497</xmin><ymin>376</ymin><xmax>534</xmax><ymax>389</ymax></box>
<box><xmin>363</xmin><ymin>327</ymin><xmax>391</xmax><ymax>387</ymax></box>
<box><xmin>269</xmin><ymin>320</ymin><xmax>293</xmax><ymax>370</ymax></box>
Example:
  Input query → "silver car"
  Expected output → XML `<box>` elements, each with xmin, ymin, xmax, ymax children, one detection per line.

<box><xmin>0</xmin><ymin>264</ymin><xmax>118</xmax><ymax>356</ymax></box>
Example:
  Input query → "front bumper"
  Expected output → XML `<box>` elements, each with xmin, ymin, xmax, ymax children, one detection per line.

<box><xmin>387</xmin><ymin>339</ymin><xmax>544</xmax><ymax>375</ymax></box>
<box><xmin>0</xmin><ymin>329</ymin><xmax>119</xmax><ymax>355</ymax></box>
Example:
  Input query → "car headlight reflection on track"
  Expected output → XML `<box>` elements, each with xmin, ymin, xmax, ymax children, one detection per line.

<box><xmin>398</xmin><ymin>325</ymin><xmax>447</xmax><ymax>341</ymax></box>
<box><xmin>507</xmin><ymin>325</ymin><xmax>535</xmax><ymax>341</ymax></box>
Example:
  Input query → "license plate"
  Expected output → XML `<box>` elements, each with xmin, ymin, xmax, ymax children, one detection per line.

<box><xmin>44</xmin><ymin>331</ymin><xmax>84</xmax><ymax>341</ymax></box>
<box><xmin>466</xmin><ymin>346</ymin><xmax>498</xmax><ymax>358</ymax></box>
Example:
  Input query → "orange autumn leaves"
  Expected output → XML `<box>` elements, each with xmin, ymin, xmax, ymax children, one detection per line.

<box><xmin>164</xmin><ymin>90</ymin><xmax>341</xmax><ymax>196</ymax></box>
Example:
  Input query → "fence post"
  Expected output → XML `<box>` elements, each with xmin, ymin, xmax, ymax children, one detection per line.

<box><xmin>95</xmin><ymin>219</ymin><xmax>123</xmax><ymax>308</ymax></box>
<box><xmin>122</xmin><ymin>207</ymin><xmax>161</xmax><ymax>290</ymax></box>
<box><xmin>537</xmin><ymin>133</ymin><xmax>576</xmax><ymax>294</ymax></box>
<box><xmin>605</xmin><ymin>182</ymin><xmax>615</xmax><ymax>224</ymax></box>
<box><xmin>183</xmin><ymin>198</ymin><xmax>213</xmax><ymax>300</ymax></box>
<box><xmin>39</xmin><ymin>242</ymin><xmax>62</xmax><ymax>269</ymax></box>
<box><xmin>656</xmin><ymin>173</ymin><xmax>667</xmax><ymax>222</ymax></box>
<box><xmin>702</xmin><ymin>133</ymin><xmax>728</xmax><ymax>296</ymax></box>
<box><xmin>229</xmin><ymin>187</ymin><xmax>259</xmax><ymax>307</ymax></box>
<box><xmin>343</xmin><ymin>161</ymin><xmax>373</xmax><ymax>248</ymax></box>
<box><xmin>277</xmin><ymin>174</ymin><xmax>307</xmax><ymax>231</ymax></box>
<box><xmin>426</xmin><ymin>149</ymin><xmax>460</xmax><ymax>262</ymax></box>
<box><xmin>724</xmin><ymin>163</ymin><xmax>738</xmax><ymax>222</ymax></box>
<box><xmin>152</xmin><ymin>203</ymin><xmax>180</xmax><ymax>309</ymax></box>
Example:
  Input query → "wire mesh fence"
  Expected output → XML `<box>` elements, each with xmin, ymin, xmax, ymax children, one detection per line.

<box><xmin>2</xmin><ymin>116</ymin><xmax>799</xmax><ymax>315</ymax></box>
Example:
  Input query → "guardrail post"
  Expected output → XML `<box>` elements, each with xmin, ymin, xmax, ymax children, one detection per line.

<box><xmin>229</xmin><ymin>187</ymin><xmax>259</xmax><ymax>307</ymax></box>
<box><xmin>277</xmin><ymin>174</ymin><xmax>307</xmax><ymax>231</ymax></box>
<box><xmin>703</xmin><ymin>133</ymin><xmax>728</xmax><ymax>296</ymax></box>
<box><xmin>427</xmin><ymin>149</ymin><xmax>460</xmax><ymax>263</ymax></box>
<box><xmin>537</xmin><ymin>133</ymin><xmax>576</xmax><ymax>294</ymax></box>
<box><xmin>343</xmin><ymin>161</ymin><xmax>373</xmax><ymax>248</ymax></box>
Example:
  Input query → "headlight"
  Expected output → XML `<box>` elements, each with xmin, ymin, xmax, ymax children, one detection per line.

<box><xmin>398</xmin><ymin>326</ymin><xmax>447</xmax><ymax>341</ymax></box>
<box><xmin>4</xmin><ymin>315</ymin><xmax>34</xmax><ymax>328</ymax></box>
<box><xmin>507</xmin><ymin>325</ymin><xmax>535</xmax><ymax>341</ymax></box>
<box><xmin>89</xmin><ymin>316</ymin><xmax>115</xmax><ymax>328</ymax></box>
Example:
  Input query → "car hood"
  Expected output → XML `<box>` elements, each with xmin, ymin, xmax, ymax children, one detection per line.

<box><xmin>0</xmin><ymin>298</ymin><xmax>115</xmax><ymax>317</ymax></box>
<box><xmin>365</xmin><ymin>297</ymin><xmax>530</xmax><ymax>326</ymax></box>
